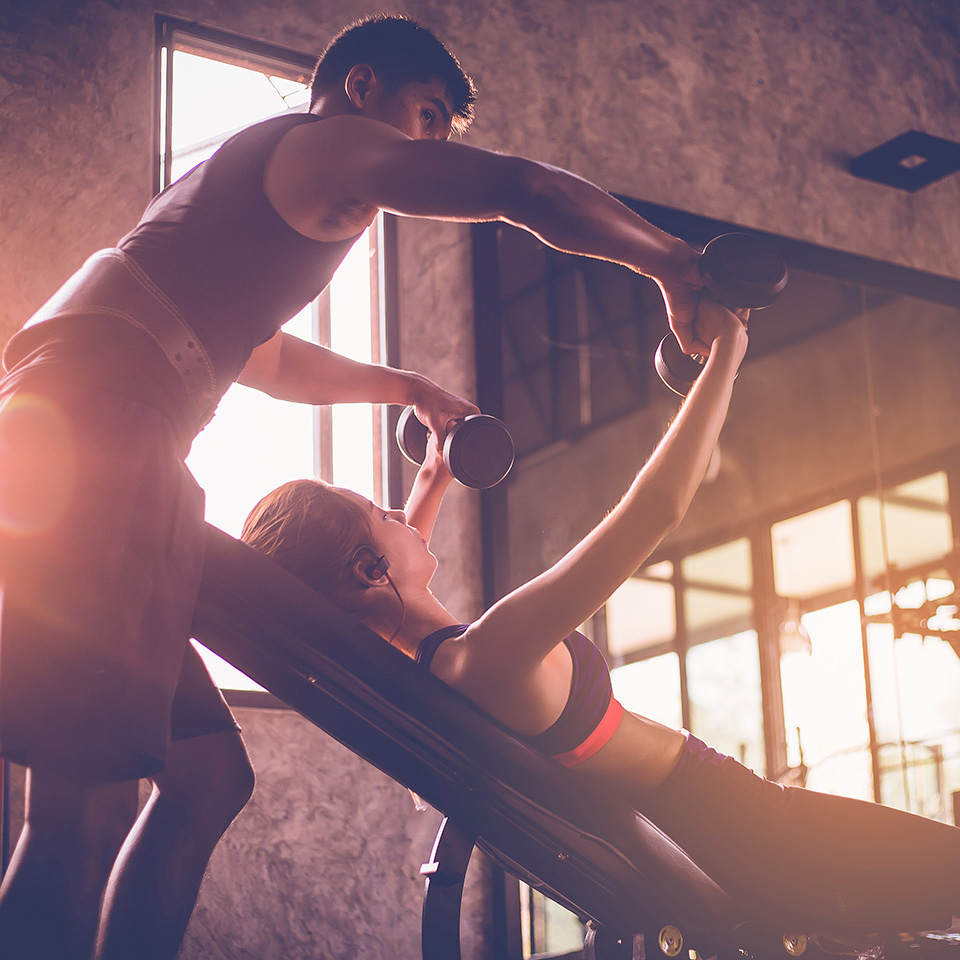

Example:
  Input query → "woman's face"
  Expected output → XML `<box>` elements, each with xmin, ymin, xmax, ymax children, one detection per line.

<box><xmin>342</xmin><ymin>490</ymin><xmax>438</xmax><ymax>587</ymax></box>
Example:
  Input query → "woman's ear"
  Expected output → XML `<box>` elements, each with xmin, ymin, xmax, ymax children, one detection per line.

<box><xmin>350</xmin><ymin>546</ymin><xmax>390</xmax><ymax>589</ymax></box>
<box><xmin>344</xmin><ymin>63</ymin><xmax>377</xmax><ymax>110</ymax></box>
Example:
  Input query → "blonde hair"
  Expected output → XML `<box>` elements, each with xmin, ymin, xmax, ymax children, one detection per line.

<box><xmin>240</xmin><ymin>479</ymin><xmax>374</xmax><ymax>614</ymax></box>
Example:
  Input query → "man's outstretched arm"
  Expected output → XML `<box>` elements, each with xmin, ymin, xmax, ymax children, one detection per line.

<box><xmin>269</xmin><ymin>116</ymin><xmax>706</xmax><ymax>354</ymax></box>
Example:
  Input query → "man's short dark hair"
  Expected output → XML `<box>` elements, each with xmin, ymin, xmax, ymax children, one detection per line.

<box><xmin>311</xmin><ymin>15</ymin><xmax>477</xmax><ymax>134</ymax></box>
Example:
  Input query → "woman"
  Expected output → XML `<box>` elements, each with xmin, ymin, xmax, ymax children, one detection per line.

<box><xmin>241</xmin><ymin>297</ymin><xmax>960</xmax><ymax>940</ymax></box>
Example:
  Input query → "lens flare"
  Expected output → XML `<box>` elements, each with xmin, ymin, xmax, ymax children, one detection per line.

<box><xmin>0</xmin><ymin>392</ymin><xmax>77</xmax><ymax>537</ymax></box>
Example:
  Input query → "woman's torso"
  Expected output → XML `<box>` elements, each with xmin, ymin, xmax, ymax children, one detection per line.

<box><xmin>416</xmin><ymin>625</ymin><xmax>609</xmax><ymax>754</ymax></box>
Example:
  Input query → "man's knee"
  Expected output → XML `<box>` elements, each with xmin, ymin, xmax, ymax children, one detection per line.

<box><xmin>154</xmin><ymin>730</ymin><xmax>254</xmax><ymax>827</ymax></box>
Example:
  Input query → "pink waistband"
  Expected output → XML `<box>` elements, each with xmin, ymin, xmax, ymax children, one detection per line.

<box><xmin>550</xmin><ymin>696</ymin><xmax>625</xmax><ymax>768</ymax></box>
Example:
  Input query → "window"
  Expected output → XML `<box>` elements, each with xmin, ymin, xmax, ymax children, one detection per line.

<box><xmin>611</xmin><ymin>653</ymin><xmax>683</xmax><ymax>731</ymax></box>
<box><xmin>687</xmin><ymin>630</ymin><xmax>762</xmax><ymax>768</ymax></box>
<box><xmin>599</xmin><ymin>465</ymin><xmax>960</xmax><ymax>817</ymax></box>
<box><xmin>157</xmin><ymin>19</ymin><xmax>384</xmax><ymax>689</ymax></box>
<box><xmin>858</xmin><ymin>472</ymin><xmax>953</xmax><ymax>585</ymax></box>
<box><xmin>605</xmin><ymin>539</ymin><xmax>763</xmax><ymax>770</ymax></box>
<box><xmin>606</xmin><ymin>561</ymin><xmax>676</xmax><ymax>657</ymax></box>
<box><xmin>772</xmin><ymin>501</ymin><xmax>856</xmax><ymax>602</ymax></box>
<box><xmin>606</xmin><ymin>563</ymin><xmax>683</xmax><ymax>730</ymax></box>
<box><xmin>479</xmin><ymin>223</ymin><xmax>664</xmax><ymax>457</ymax></box>
<box><xmin>780</xmin><ymin>600</ymin><xmax>873</xmax><ymax>799</ymax></box>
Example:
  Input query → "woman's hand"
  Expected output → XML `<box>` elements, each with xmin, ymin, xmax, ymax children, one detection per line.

<box><xmin>655</xmin><ymin>241</ymin><xmax>706</xmax><ymax>356</ymax></box>
<box><xmin>408</xmin><ymin>376</ymin><xmax>479</xmax><ymax>447</ymax></box>
<box><xmin>420</xmin><ymin>429</ymin><xmax>453</xmax><ymax>479</ymax></box>
<box><xmin>404</xmin><ymin>431</ymin><xmax>455</xmax><ymax>542</ymax></box>
<box><xmin>690</xmin><ymin>296</ymin><xmax>749</xmax><ymax>363</ymax></box>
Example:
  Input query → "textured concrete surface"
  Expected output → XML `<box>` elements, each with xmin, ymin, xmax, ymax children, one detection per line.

<box><xmin>396</xmin><ymin>217</ymin><xmax>487</xmax><ymax>622</ymax></box>
<box><xmin>181</xmin><ymin>707</ymin><xmax>474</xmax><ymax>960</ymax></box>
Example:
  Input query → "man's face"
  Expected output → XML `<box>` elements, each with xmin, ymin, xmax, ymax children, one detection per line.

<box><xmin>369</xmin><ymin>77</ymin><xmax>454</xmax><ymax>141</ymax></box>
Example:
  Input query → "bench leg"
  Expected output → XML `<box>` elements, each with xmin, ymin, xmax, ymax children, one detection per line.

<box><xmin>420</xmin><ymin>817</ymin><xmax>475</xmax><ymax>960</ymax></box>
<box><xmin>583</xmin><ymin>922</ymin><xmax>644</xmax><ymax>960</ymax></box>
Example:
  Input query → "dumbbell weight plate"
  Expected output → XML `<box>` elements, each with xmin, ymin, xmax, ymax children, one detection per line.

<box><xmin>655</xmin><ymin>336</ymin><xmax>705</xmax><ymax>397</ymax></box>
<box><xmin>396</xmin><ymin>404</ymin><xmax>429</xmax><ymax>465</ymax></box>
<box><xmin>395</xmin><ymin>406</ymin><xmax>516</xmax><ymax>489</ymax></box>
<box><xmin>700</xmin><ymin>232</ymin><xmax>788</xmax><ymax>309</ymax></box>
<box><xmin>656</xmin><ymin>232</ymin><xmax>788</xmax><ymax>395</ymax></box>
<box><xmin>444</xmin><ymin>416</ymin><xmax>515</xmax><ymax>489</ymax></box>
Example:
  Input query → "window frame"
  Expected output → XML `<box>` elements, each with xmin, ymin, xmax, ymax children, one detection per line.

<box><xmin>154</xmin><ymin>15</ymin><xmax>317</xmax><ymax>195</ymax></box>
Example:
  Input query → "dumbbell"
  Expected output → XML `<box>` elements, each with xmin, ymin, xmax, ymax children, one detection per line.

<box><xmin>655</xmin><ymin>233</ymin><xmax>788</xmax><ymax>395</ymax></box>
<box><xmin>396</xmin><ymin>406</ymin><xmax>516</xmax><ymax>489</ymax></box>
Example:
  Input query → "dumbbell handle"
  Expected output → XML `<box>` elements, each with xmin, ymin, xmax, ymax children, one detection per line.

<box><xmin>395</xmin><ymin>406</ymin><xmax>515</xmax><ymax>489</ymax></box>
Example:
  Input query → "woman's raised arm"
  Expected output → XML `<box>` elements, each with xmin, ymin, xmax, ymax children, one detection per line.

<box><xmin>403</xmin><ymin>439</ymin><xmax>454</xmax><ymax>542</ymax></box>
<box><xmin>467</xmin><ymin>298</ymin><xmax>748</xmax><ymax>670</ymax></box>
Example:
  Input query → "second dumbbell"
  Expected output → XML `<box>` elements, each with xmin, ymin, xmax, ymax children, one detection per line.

<box><xmin>655</xmin><ymin>232</ymin><xmax>788</xmax><ymax>396</ymax></box>
<box><xmin>396</xmin><ymin>406</ymin><xmax>516</xmax><ymax>489</ymax></box>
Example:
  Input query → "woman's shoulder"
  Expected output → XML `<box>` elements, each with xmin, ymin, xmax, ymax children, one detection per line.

<box><xmin>416</xmin><ymin>622</ymin><xmax>470</xmax><ymax>667</ymax></box>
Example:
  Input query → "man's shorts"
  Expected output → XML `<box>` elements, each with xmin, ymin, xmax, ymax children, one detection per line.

<box><xmin>0</xmin><ymin>374</ymin><xmax>238</xmax><ymax>781</ymax></box>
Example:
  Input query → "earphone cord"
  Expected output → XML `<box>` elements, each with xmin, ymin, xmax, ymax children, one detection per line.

<box><xmin>382</xmin><ymin>569</ymin><xmax>406</xmax><ymax>645</ymax></box>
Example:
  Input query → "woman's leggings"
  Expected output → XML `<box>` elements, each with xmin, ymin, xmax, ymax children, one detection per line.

<box><xmin>636</xmin><ymin>734</ymin><xmax>960</xmax><ymax>933</ymax></box>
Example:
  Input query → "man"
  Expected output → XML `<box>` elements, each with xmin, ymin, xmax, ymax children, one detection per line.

<box><xmin>0</xmin><ymin>14</ymin><xmax>703</xmax><ymax>960</ymax></box>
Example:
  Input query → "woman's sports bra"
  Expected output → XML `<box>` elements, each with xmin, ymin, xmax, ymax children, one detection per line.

<box><xmin>415</xmin><ymin>623</ymin><xmax>624</xmax><ymax>767</ymax></box>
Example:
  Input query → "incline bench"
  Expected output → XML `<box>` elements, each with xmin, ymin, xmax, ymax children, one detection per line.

<box><xmin>191</xmin><ymin>524</ymin><xmax>934</xmax><ymax>960</ymax></box>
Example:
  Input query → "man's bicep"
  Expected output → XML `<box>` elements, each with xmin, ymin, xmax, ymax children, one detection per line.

<box><xmin>308</xmin><ymin>118</ymin><xmax>531</xmax><ymax>222</ymax></box>
<box><xmin>355</xmin><ymin>138</ymin><xmax>533</xmax><ymax>222</ymax></box>
<box><xmin>272</xmin><ymin>115</ymin><xmax>539</xmax><ymax>232</ymax></box>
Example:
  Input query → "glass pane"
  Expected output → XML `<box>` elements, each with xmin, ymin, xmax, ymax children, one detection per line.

<box><xmin>188</xmin><ymin>311</ymin><xmax>316</xmax><ymax>537</ymax></box>
<box><xmin>611</xmin><ymin>652</ymin><xmax>683</xmax><ymax>730</ymax></box>
<box><xmin>867</xmin><ymin>592</ymin><xmax>960</xmax><ymax>821</ymax></box>
<box><xmin>681</xmin><ymin>539</ymin><xmax>752</xmax><ymax>639</ymax></box>
<box><xmin>171</xmin><ymin>50</ymin><xmax>308</xmax><ymax>181</ymax></box>
<box><xmin>330</xmin><ymin>232</ymin><xmax>376</xmax><ymax>501</ymax></box>
<box><xmin>682</xmin><ymin>538</ymin><xmax>752</xmax><ymax>590</ymax></box>
<box><xmin>683</xmin><ymin>587</ymin><xmax>753</xmax><ymax>637</ymax></box>
<box><xmin>780</xmin><ymin>601</ymin><xmax>873</xmax><ymax>799</ymax></box>
<box><xmin>606</xmin><ymin>567</ymin><xmax>675</xmax><ymax>657</ymax></box>
<box><xmin>858</xmin><ymin>472</ymin><xmax>953</xmax><ymax>583</ymax></box>
<box><xmin>187</xmin><ymin>309</ymin><xmax>316</xmax><ymax>692</ymax></box>
<box><xmin>520</xmin><ymin>884</ymin><xmax>584</xmax><ymax>959</ymax></box>
<box><xmin>687</xmin><ymin>631</ymin><xmax>764</xmax><ymax>773</ymax></box>
<box><xmin>772</xmin><ymin>501</ymin><xmax>855</xmax><ymax>600</ymax></box>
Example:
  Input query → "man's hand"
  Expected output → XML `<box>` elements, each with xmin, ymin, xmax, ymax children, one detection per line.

<box><xmin>655</xmin><ymin>242</ymin><xmax>706</xmax><ymax>357</ymax></box>
<box><xmin>407</xmin><ymin>376</ymin><xmax>479</xmax><ymax>447</ymax></box>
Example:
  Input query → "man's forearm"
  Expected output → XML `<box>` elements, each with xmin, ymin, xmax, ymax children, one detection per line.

<box><xmin>238</xmin><ymin>331</ymin><xmax>478</xmax><ymax>445</ymax></box>
<box><xmin>371</xmin><ymin>139</ymin><xmax>702</xmax><ymax>345</ymax></box>
<box><xmin>239</xmin><ymin>333</ymin><xmax>421</xmax><ymax>406</ymax></box>
<box><xmin>507</xmin><ymin>160</ymin><xmax>693</xmax><ymax>279</ymax></box>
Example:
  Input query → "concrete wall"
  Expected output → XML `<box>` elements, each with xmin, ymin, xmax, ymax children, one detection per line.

<box><xmin>1</xmin><ymin>0</ymin><xmax>958</xmax><ymax>957</ymax></box>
